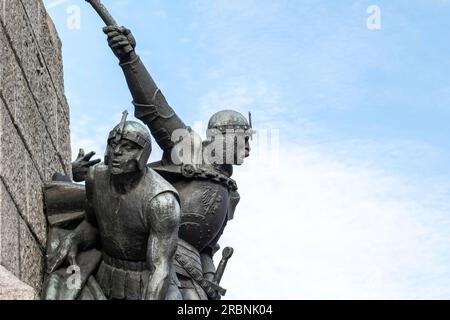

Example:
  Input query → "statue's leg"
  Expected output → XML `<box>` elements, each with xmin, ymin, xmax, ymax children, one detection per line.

<box><xmin>165</xmin><ymin>270</ymin><xmax>183</xmax><ymax>300</ymax></box>
<box><xmin>180</xmin><ymin>288</ymin><xmax>202</xmax><ymax>300</ymax></box>
<box><xmin>41</xmin><ymin>273</ymin><xmax>62</xmax><ymax>300</ymax></box>
<box><xmin>177</xmin><ymin>275</ymin><xmax>208</xmax><ymax>300</ymax></box>
<box><xmin>165</xmin><ymin>283</ymin><xmax>183</xmax><ymax>300</ymax></box>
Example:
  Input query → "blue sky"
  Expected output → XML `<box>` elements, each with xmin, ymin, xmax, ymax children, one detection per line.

<box><xmin>44</xmin><ymin>0</ymin><xmax>450</xmax><ymax>299</ymax></box>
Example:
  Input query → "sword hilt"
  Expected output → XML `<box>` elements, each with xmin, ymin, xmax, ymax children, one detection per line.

<box><xmin>213</xmin><ymin>247</ymin><xmax>234</xmax><ymax>285</ymax></box>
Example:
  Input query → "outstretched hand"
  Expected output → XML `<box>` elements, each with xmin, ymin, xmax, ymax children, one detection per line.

<box><xmin>103</xmin><ymin>26</ymin><xmax>136</xmax><ymax>62</ymax></box>
<box><xmin>72</xmin><ymin>149</ymin><xmax>101</xmax><ymax>182</ymax></box>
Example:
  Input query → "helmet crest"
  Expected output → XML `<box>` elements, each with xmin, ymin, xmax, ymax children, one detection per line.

<box><xmin>114</xmin><ymin>110</ymin><xmax>129</xmax><ymax>142</ymax></box>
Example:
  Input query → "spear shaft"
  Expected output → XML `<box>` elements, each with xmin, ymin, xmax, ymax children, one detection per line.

<box><xmin>85</xmin><ymin>0</ymin><xmax>118</xmax><ymax>26</ymax></box>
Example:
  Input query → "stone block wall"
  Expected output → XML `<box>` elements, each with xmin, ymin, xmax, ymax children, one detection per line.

<box><xmin>0</xmin><ymin>0</ymin><xmax>71</xmax><ymax>299</ymax></box>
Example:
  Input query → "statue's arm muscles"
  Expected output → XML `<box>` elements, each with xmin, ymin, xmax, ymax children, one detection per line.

<box><xmin>144</xmin><ymin>192</ymin><xmax>181</xmax><ymax>300</ymax></box>
<box><xmin>72</xmin><ymin>219</ymin><xmax>99</xmax><ymax>251</ymax></box>
<box><xmin>120</xmin><ymin>54</ymin><xmax>187</xmax><ymax>154</ymax></box>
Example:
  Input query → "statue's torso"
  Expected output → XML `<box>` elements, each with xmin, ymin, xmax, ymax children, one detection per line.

<box><xmin>151</xmin><ymin>162</ymin><xmax>238</xmax><ymax>252</ymax></box>
<box><xmin>174</xmin><ymin>179</ymin><xmax>230</xmax><ymax>252</ymax></box>
<box><xmin>87</xmin><ymin>165</ymin><xmax>177</xmax><ymax>261</ymax></box>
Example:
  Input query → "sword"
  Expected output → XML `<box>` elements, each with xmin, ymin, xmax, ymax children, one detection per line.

<box><xmin>176</xmin><ymin>246</ymin><xmax>234</xmax><ymax>299</ymax></box>
<box><xmin>212</xmin><ymin>247</ymin><xmax>234</xmax><ymax>288</ymax></box>
<box><xmin>203</xmin><ymin>247</ymin><xmax>234</xmax><ymax>299</ymax></box>
<box><xmin>84</xmin><ymin>0</ymin><xmax>134</xmax><ymax>54</ymax></box>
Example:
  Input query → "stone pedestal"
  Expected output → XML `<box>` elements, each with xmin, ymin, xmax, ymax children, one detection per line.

<box><xmin>0</xmin><ymin>0</ymin><xmax>71</xmax><ymax>299</ymax></box>
<box><xmin>0</xmin><ymin>266</ymin><xmax>37</xmax><ymax>300</ymax></box>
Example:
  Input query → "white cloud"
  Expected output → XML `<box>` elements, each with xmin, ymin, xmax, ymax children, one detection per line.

<box><xmin>154</xmin><ymin>10</ymin><xmax>167</xmax><ymax>19</ymax></box>
<box><xmin>217</xmin><ymin>142</ymin><xmax>450</xmax><ymax>299</ymax></box>
<box><xmin>175</xmin><ymin>1</ymin><xmax>450</xmax><ymax>298</ymax></box>
<box><xmin>50</xmin><ymin>0</ymin><xmax>450</xmax><ymax>300</ymax></box>
<box><xmin>70</xmin><ymin>114</ymin><xmax>110</xmax><ymax>160</ymax></box>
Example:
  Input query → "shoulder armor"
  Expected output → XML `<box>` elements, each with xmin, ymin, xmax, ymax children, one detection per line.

<box><xmin>144</xmin><ymin>167</ymin><xmax>180</xmax><ymax>202</ymax></box>
<box><xmin>150</xmin><ymin>163</ymin><xmax>239</xmax><ymax>192</ymax></box>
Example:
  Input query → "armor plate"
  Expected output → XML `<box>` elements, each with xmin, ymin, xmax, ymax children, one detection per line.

<box><xmin>86</xmin><ymin>164</ymin><xmax>178</xmax><ymax>261</ymax></box>
<box><xmin>174</xmin><ymin>179</ymin><xmax>230</xmax><ymax>252</ymax></box>
<box><xmin>152</xmin><ymin>164</ymin><xmax>231</xmax><ymax>252</ymax></box>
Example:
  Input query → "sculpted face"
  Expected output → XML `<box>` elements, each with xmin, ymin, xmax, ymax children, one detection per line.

<box><xmin>108</xmin><ymin>139</ymin><xmax>142</xmax><ymax>175</ymax></box>
<box><xmin>221</xmin><ymin>131</ymin><xmax>252</xmax><ymax>166</ymax></box>
<box><xmin>206</xmin><ymin>110</ymin><xmax>254</xmax><ymax>165</ymax></box>
<box><xmin>232</xmin><ymin>133</ymin><xmax>251</xmax><ymax>166</ymax></box>
<box><xmin>244</xmin><ymin>135</ymin><xmax>251</xmax><ymax>158</ymax></box>
<box><xmin>203</xmin><ymin>129</ymin><xmax>252</xmax><ymax>166</ymax></box>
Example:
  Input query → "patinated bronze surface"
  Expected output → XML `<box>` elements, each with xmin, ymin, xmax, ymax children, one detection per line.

<box><xmin>44</xmin><ymin>0</ymin><xmax>253</xmax><ymax>300</ymax></box>
<box><xmin>96</xmin><ymin>0</ymin><xmax>253</xmax><ymax>300</ymax></box>
<box><xmin>43</xmin><ymin>113</ymin><xmax>181</xmax><ymax>300</ymax></box>
<box><xmin>100</xmin><ymin>25</ymin><xmax>254</xmax><ymax>300</ymax></box>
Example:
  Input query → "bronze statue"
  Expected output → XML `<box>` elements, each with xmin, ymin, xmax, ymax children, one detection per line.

<box><xmin>66</xmin><ymin>0</ymin><xmax>254</xmax><ymax>300</ymax></box>
<box><xmin>43</xmin><ymin>112</ymin><xmax>182</xmax><ymax>300</ymax></box>
<box><xmin>72</xmin><ymin>149</ymin><xmax>101</xmax><ymax>183</ymax></box>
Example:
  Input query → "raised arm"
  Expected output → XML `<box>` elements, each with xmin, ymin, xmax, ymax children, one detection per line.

<box><xmin>144</xmin><ymin>191</ymin><xmax>181</xmax><ymax>300</ymax></box>
<box><xmin>103</xmin><ymin>26</ymin><xmax>187</xmax><ymax>154</ymax></box>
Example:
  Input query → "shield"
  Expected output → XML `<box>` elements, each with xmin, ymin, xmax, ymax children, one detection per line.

<box><xmin>173</xmin><ymin>179</ymin><xmax>230</xmax><ymax>252</ymax></box>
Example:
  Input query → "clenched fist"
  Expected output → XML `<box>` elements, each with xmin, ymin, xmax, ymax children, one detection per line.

<box><xmin>103</xmin><ymin>26</ymin><xmax>137</xmax><ymax>63</ymax></box>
